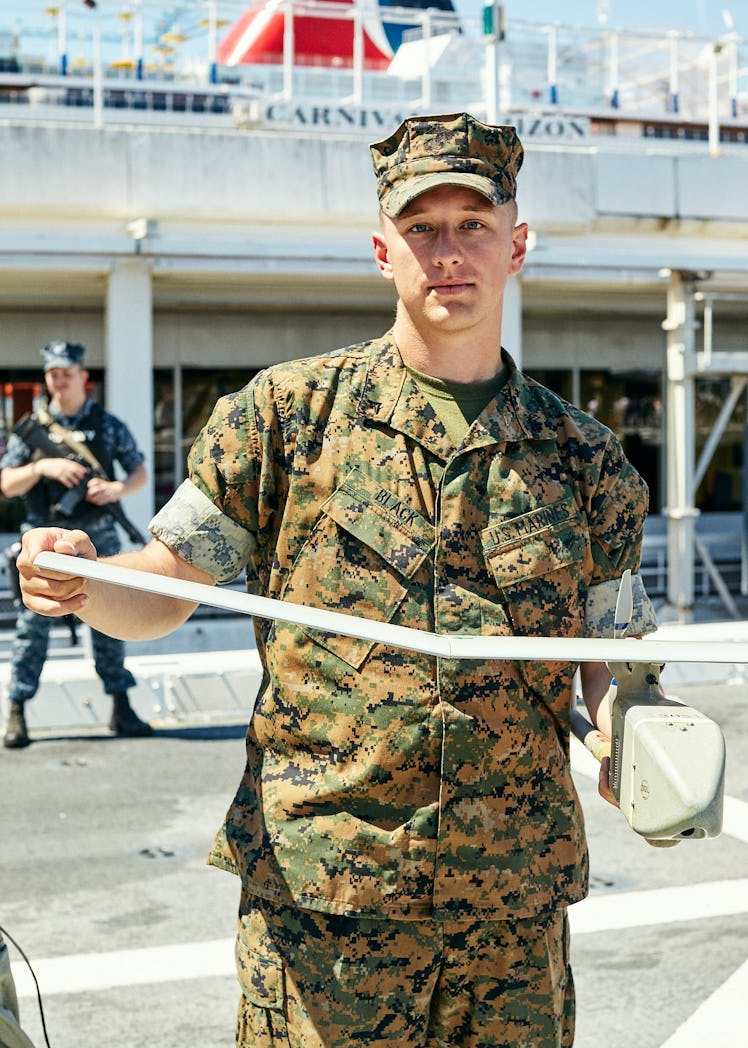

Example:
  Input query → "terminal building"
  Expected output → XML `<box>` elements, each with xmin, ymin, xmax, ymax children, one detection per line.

<box><xmin>0</xmin><ymin>0</ymin><xmax>746</xmax><ymax>616</ymax></box>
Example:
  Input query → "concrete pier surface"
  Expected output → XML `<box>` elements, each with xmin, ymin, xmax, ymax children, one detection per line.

<box><xmin>1</xmin><ymin>600</ymin><xmax>746</xmax><ymax>1048</ymax></box>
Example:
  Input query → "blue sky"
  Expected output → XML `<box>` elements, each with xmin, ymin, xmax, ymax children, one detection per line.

<box><xmin>0</xmin><ymin>1</ymin><xmax>741</xmax><ymax>33</ymax></box>
<box><xmin>0</xmin><ymin>1</ymin><xmax>740</xmax><ymax>48</ymax></box>
<box><xmin>457</xmin><ymin>1</ymin><xmax>741</xmax><ymax>36</ymax></box>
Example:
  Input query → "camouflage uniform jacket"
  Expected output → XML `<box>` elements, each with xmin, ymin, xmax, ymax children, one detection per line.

<box><xmin>150</xmin><ymin>335</ymin><xmax>653</xmax><ymax>922</ymax></box>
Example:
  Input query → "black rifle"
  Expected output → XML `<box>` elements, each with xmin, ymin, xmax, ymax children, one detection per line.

<box><xmin>14</xmin><ymin>414</ymin><xmax>146</xmax><ymax>546</ymax></box>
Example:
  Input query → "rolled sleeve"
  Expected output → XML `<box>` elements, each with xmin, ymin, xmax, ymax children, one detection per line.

<box><xmin>149</xmin><ymin>479</ymin><xmax>255</xmax><ymax>584</ymax></box>
<box><xmin>584</xmin><ymin>574</ymin><xmax>658</xmax><ymax>638</ymax></box>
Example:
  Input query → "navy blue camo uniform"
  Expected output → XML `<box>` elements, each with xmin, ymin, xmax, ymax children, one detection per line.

<box><xmin>1</xmin><ymin>340</ymin><xmax>151</xmax><ymax>745</ymax></box>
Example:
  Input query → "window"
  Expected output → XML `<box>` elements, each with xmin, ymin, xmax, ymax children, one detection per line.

<box><xmin>694</xmin><ymin>378</ymin><xmax>746</xmax><ymax>511</ymax></box>
<box><xmin>153</xmin><ymin>367</ymin><xmax>260</xmax><ymax>510</ymax></box>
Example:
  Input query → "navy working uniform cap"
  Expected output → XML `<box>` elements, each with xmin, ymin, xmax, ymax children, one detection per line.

<box><xmin>41</xmin><ymin>341</ymin><xmax>86</xmax><ymax>371</ymax></box>
<box><xmin>370</xmin><ymin>111</ymin><xmax>524</xmax><ymax>217</ymax></box>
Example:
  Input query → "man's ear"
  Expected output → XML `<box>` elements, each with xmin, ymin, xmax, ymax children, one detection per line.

<box><xmin>372</xmin><ymin>231</ymin><xmax>394</xmax><ymax>281</ymax></box>
<box><xmin>509</xmin><ymin>222</ymin><xmax>529</xmax><ymax>275</ymax></box>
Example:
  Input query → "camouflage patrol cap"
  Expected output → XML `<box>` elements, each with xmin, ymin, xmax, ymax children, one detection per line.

<box><xmin>41</xmin><ymin>340</ymin><xmax>86</xmax><ymax>371</ymax></box>
<box><xmin>370</xmin><ymin>112</ymin><xmax>524</xmax><ymax>217</ymax></box>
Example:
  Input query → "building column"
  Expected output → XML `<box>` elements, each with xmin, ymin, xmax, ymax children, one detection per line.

<box><xmin>503</xmin><ymin>275</ymin><xmax>523</xmax><ymax>368</ymax></box>
<box><xmin>663</xmin><ymin>271</ymin><xmax>699</xmax><ymax>620</ymax></box>
<box><xmin>105</xmin><ymin>260</ymin><xmax>154</xmax><ymax>536</ymax></box>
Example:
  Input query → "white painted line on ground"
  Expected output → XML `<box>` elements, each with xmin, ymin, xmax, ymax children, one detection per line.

<box><xmin>658</xmin><ymin>958</ymin><xmax>748</xmax><ymax>1047</ymax></box>
<box><xmin>12</xmin><ymin>878</ymin><xmax>748</xmax><ymax>997</ymax></box>
<box><xmin>570</xmin><ymin>878</ymin><xmax>748</xmax><ymax>935</ymax></box>
<box><xmin>721</xmin><ymin>795</ymin><xmax>748</xmax><ymax>844</ymax></box>
<box><xmin>11</xmin><ymin>938</ymin><xmax>235</xmax><ymax>998</ymax></box>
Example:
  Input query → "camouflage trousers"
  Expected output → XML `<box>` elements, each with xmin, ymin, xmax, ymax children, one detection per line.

<box><xmin>235</xmin><ymin>895</ymin><xmax>575</xmax><ymax>1048</ymax></box>
<box><xmin>7</xmin><ymin>520</ymin><xmax>136</xmax><ymax>703</ymax></box>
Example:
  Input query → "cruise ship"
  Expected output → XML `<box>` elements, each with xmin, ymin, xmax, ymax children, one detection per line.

<box><xmin>0</xmin><ymin>0</ymin><xmax>747</xmax><ymax>616</ymax></box>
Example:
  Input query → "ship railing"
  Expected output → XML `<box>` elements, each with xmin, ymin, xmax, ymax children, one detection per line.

<box><xmin>0</xmin><ymin>4</ymin><xmax>745</xmax><ymax>140</ymax></box>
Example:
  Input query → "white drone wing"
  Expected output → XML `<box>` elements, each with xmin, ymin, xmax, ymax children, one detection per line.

<box><xmin>34</xmin><ymin>552</ymin><xmax>748</xmax><ymax>665</ymax></box>
<box><xmin>614</xmin><ymin>568</ymin><xmax>633</xmax><ymax>638</ymax></box>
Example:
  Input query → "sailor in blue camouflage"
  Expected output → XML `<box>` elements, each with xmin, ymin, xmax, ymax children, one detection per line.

<box><xmin>1</xmin><ymin>342</ymin><xmax>146</xmax><ymax>725</ymax></box>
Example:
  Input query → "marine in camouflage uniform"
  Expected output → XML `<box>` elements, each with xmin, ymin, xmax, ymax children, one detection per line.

<box><xmin>151</xmin><ymin>334</ymin><xmax>655</xmax><ymax>1044</ymax></box>
<box><xmin>1</xmin><ymin>341</ymin><xmax>150</xmax><ymax>747</ymax></box>
<box><xmin>18</xmin><ymin>114</ymin><xmax>658</xmax><ymax>1044</ymax></box>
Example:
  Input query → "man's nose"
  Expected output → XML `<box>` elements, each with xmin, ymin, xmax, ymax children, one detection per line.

<box><xmin>432</xmin><ymin>228</ymin><xmax>462</xmax><ymax>265</ymax></box>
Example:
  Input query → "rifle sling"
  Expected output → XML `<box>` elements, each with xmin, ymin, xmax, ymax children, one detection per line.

<box><xmin>25</xmin><ymin>407</ymin><xmax>146</xmax><ymax>545</ymax></box>
<box><xmin>34</xmin><ymin>405</ymin><xmax>108</xmax><ymax>475</ymax></box>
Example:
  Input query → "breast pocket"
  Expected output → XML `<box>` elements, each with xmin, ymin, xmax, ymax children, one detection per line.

<box><xmin>482</xmin><ymin>496</ymin><xmax>589</xmax><ymax>638</ymax></box>
<box><xmin>279</xmin><ymin>467</ymin><xmax>434</xmax><ymax>669</ymax></box>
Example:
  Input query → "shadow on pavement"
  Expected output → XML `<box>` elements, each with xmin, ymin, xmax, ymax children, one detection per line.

<box><xmin>4</xmin><ymin>722</ymin><xmax>248</xmax><ymax>747</ymax></box>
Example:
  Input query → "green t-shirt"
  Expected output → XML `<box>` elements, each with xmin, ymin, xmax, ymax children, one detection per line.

<box><xmin>406</xmin><ymin>364</ymin><xmax>508</xmax><ymax>445</ymax></box>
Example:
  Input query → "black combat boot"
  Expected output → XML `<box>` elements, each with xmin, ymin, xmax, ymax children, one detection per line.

<box><xmin>3</xmin><ymin>701</ymin><xmax>30</xmax><ymax>749</ymax></box>
<box><xmin>109</xmin><ymin>692</ymin><xmax>153</xmax><ymax>737</ymax></box>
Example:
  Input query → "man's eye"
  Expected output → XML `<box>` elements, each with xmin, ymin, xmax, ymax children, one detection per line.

<box><xmin>464</xmin><ymin>220</ymin><xmax>484</xmax><ymax>230</ymax></box>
